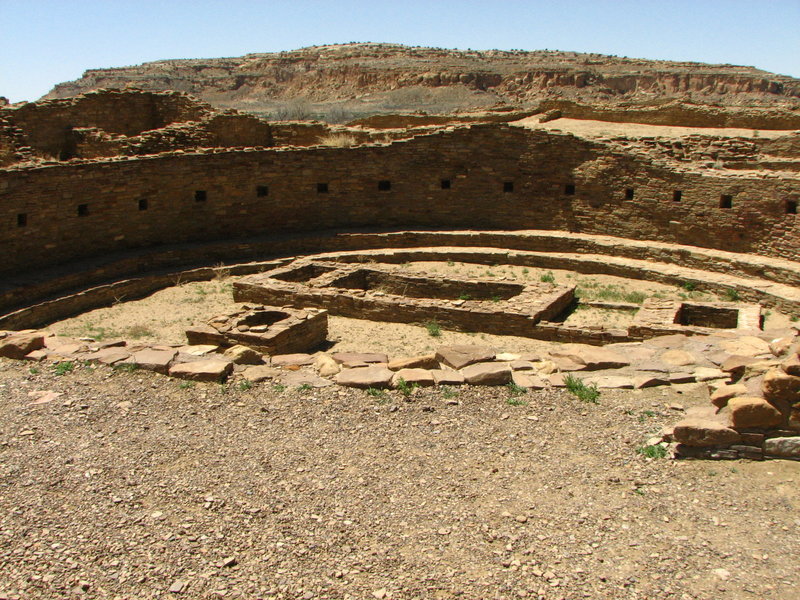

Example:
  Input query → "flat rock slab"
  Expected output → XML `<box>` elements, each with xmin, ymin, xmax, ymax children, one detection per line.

<box><xmin>432</xmin><ymin>370</ymin><xmax>465</xmax><ymax>386</ymax></box>
<box><xmin>728</xmin><ymin>397</ymin><xmax>783</xmax><ymax>429</ymax></box>
<box><xmin>511</xmin><ymin>371</ymin><xmax>547</xmax><ymax>389</ymax></box>
<box><xmin>549</xmin><ymin>344</ymin><xmax>630</xmax><ymax>371</ymax></box>
<box><xmin>673</xmin><ymin>418</ymin><xmax>741</xmax><ymax>447</ymax></box>
<box><xmin>224</xmin><ymin>345</ymin><xmax>264</xmax><ymax>365</ymax></box>
<box><xmin>710</xmin><ymin>383</ymin><xmax>748</xmax><ymax>409</ymax></box>
<box><xmin>392</xmin><ymin>368</ymin><xmax>436</xmax><ymax>387</ymax></box>
<box><xmin>128</xmin><ymin>349</ymin><xmax>178</xmax><ymax>374</ymax></box>
<box><xmin>332</xmin><ymin>352</ymin><xmax>388</xmax><ymax>365</ymax></box>
<box><xmin>461</xmin><ymin>362</ymin><xmax>511</xmax><ymax>385</ymax></box>
<box><xmin>388</xmin><ymin>354</ymin><xmax>439</xmax><ymax>371</ymax></box>
<box><xmin>89</xmin><ymin>347</ymin><xmax>131</xmax><ymax>365</ymax></box>
<box><xmin>177</xmin><ymin>344</ymin><xmax>219</xmax><ymax>356</ymax></box>
<box><xmin>719</xmin><ymin>336</ymin><xmax>772</xmax><ymax>358</ymax></box>
<box><xmin>271</xmin><ymin>353</ymin><xmax>315</xmax><ymax>367</ymax></box>
<box><xmin>764</xmin><ymin>436</ymin><xmax>800</xmax><ymax>458</ymax></box>
<box><xmin>436</xmin><ymin>345</ymin><xmax>495</xmax><ymax>370</ymax></box>
<box><xmin>659</xmin><ymin>349</ymin><xmax>697</xmax><ymax>367</ymax></box>
<box><xmin>169</xmin><ymin>359</ymin><xmax>233</xmax><ymax>382</ymax></box>
<box><xmin>0</xmin><ymin>331</ymin><xmax>46</xmax><ymax>359</ymax></box>
<box><xmin>335</xmin><ymin>366</ymin><xmax>394</xmax><ymax>389</ymax></box>
<box><xmin>582</xmin><ymin>375</ymin><xmax>633</xmax><ymax>389</ymax></box>
<box><xmin>279</xmin><ymin>371</ymin><xmax>333</xmax><ymax>388</ymax></box>
<box><xmin>242</xmin><ymin>365</ymin><xmax>281</xmax><ymax>382</ymax></box>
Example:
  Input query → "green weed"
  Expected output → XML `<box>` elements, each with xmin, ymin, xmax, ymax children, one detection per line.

<box><xmin>28</xmin><ymin>366</ymin><xmax>40</xmax><ymax>375</ymax></box>
<box><xmin>178</xmin><ymin>381</ymin><xmax>195</xmax><ymax>389</ymax></box>
<box><xmin>425</xmin><ymin>320</ymin><xmax>442</xmax><ymax>337</ymax></box>
<box><xmin>395</xmin><ymin>377</ymin><xmax>418</xmax><ymax>397</ymax></box>
<box><xmin>440</xmin><ymin>386</ymin><xmax>458</xmax><ymax>399</ymax></box>
<box><xmin>564</xmin><ymin>374</ymin><xmax>600</xmax><ymax>403</ymax></box>
<box><xmin>636</xmin><ymin>444</ymin><xmax>668</xmax><ymax>459</ymax></box>
<box><xmin>54</xmin><ymin>361</ymin><xmax>74</xmax><ymax>376</ymax></box>
<box><xmin>237</xmin><ymin>379</ymin><xmax>253</xmax><ymax>391</ymax></box>
<box><xmin>723</xmin><ymin>288</ymin><xmax>741</xmax><ymax>302</ymax></box>
<box><xmin>682</xmin><ymin>281</ymin><xmax>697</xmax><ymax>292</ymax></box>
<box><xmin>458</xmin><ymin>292</ymin><xmax>472</xmax><ymax>301</ymax></box>
<box><xmin>540</xmin><ymin>271</ymin><xmax>555</xmax><ymax>283</ymax></box>
<box><xmin>298</xmin><ymin>383</ymin><xmax>313</xmax><ymax>392</ymax></box>
<box><xmin>272</xmin><ymin>383</ymin><xmax>287</xmax><ymax>393</ymax></box>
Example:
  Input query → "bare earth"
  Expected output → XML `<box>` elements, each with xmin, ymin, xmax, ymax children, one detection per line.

<box><xmin>1</xmin><ymin>359</ymin><xmax>798</xmax><ymax>600</ymax></box>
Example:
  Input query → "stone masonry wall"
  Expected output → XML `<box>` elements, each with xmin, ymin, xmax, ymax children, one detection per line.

<box><xmin>1</xmin><ymin>124</ymin><xmax>800</xmax><ymax>276</ymax></box>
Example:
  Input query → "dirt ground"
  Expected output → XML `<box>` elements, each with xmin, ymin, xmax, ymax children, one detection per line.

<box><xmin>1</xmin><ymin>358</ymin><xmax>798</xmax><ymax>600</ymax></box>
<box><xmin>47</xmin><ymin>262</ymin><xmax>793</xmax><ymax>352</ymax></box>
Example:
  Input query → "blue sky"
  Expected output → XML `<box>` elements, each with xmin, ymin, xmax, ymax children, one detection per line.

<box><xmin>1</xmin><ymin>0</ymin><xmax>799</xmax><ymax>102</ymax></box>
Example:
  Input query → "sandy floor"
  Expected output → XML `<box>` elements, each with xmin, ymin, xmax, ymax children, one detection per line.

<box><xmin>512</xmin><ymin>116</ymin><xmax>795</xmax><ymax>139</ymax></box>
<box><xmin>47</xmin><ymin>261</ymin><xmax>792</xmax><ymax>351</ymax></box>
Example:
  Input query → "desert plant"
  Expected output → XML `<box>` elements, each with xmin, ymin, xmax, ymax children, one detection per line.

<box><xmin>113</xmin><ymin>363</ymin><xmax>139</xmax><ymax>373</ymax></box>
<box><xmin>564</xmin><ymin>374</ymin><xmax>600</xmax><ymax>403</ymax></box>
<box><xmin>237</xmin><ymin>380</ymin><xmax>253</xmax><ymax>391</ymax></box>
<box><xmin>125</xmin><ymin>324</ymin><xmax>155</xmax><ymax>339</ymax></box>
<box><xmin>682</xmin><ymin>281</ymin><xmax>697</xmax><ymax>292</ymax></box>
<box><xmin>636</xmin><ymin>444</ymin><xmax>668</xmax><ymax>459</ymax></box>
<box><xmin>540</xmin><ymin>271</ymin><xmax>555</xmax><ymax>283</ymax></box>
<box><xmin>724</xmin><ymin>288</ymin><xmax>741</xmax><ymax>302</ymax></box>
<box><xmin>298</xmin><ymin>383</ymin><xmax>313</xmax><ymax>392</ymax></box>
<box><xmin>54</xmin><ymin>361</ymin><xmax>75</xmax><ymax>376</ymax></box>
<box><xmin>318</xmin><ymin>133</ymin><xmax>357</xmax><ymax>148</ymax></box>
<box><xmin>179</xmin><ymin>381</ymin><xmax>195</xmax><ymax>389</ymax></box>
<box><xmin>395</xmin><ymin>377</ymin><xmax>418</xmax><ymax>397</ymax></box>
<box><xmin>457</xmin><ymin>292</ymin><xmax>472</xmax><ymax>301</ymax></box>
<box><xmin>425</xmin><ymin>320</ymin><xmax>442</xmax><ymax>337</ymax></box>
<box><xmin>272</xmin><ymin>383</ymin><xmax>287</xmax><ymax>393</ymax></box>
<box><xmin>440</xmin><ymin>386</ymin><xmax>458</xmax><ymax>399</ymax></box>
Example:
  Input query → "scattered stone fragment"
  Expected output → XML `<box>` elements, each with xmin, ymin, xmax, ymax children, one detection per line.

<box><xmin>727</xmin><ymin>397</ymin><xmax>784</xmax><ymax>429</ymax></box>
<box><xmin>710</xmin><ymin>383</ymin><xmax>748</xmax><ymax>409</ymax></box>
<box><xmin>168</xmin><ymin>580</ymin><xmax>187</xmax><ymax>594</ymax></box>
<box><xmin>461</xmin><ymin>362</ymin><xmax>511</xmax><ymax>385</ymax></box>
<box><xmin>23</xmin><ymin>349</ymin><xmax>48</xmax><ymax>361</ymax></box>
<box><xmin>89</xmin><ymin>347</ymin><xmax>131</xmax><ymax>365</ymax></box>
<box><xmin>781</xmin><ymin>354</ymin><xmax>800</xmax><ymax>376</ymax></box>
<box><xmin>693</xmin><ymin>367</ymin><xmax>728</xmax><ymax>382</ymax></box>
<box><xmin>495</xmin><ymin>352</ymin><xmax>520</xmax><ymax>361</ymax></box>
<box><xmin>335</xmin><ymin>366</ymin><xmax>394</xmax><ymax>388</ymax></box>
<box><xmin>168</xmin><ymin>359</ymin><xmax>233</xmax><ymax>382</ymax></box>
<box><xmin>435</xmin><ymin>345</ymin><xmax>495</xmax><ymax>369</ymax></box>
<box><xmin>241</xmin><ymin>365</ymin><xmax>281</xmax><ymax>382</ymax></box>
<box><xmin>509</xmin><ymin>360</ymin><xmax>537</xmax><ymax>371</ymax></box>
<box><xmin>392</xmin><ymin>368</ymin><xmax>435</xmax><ymax>387</ymax></box>
<box><xmin>224</xmin><ymin>345</ymin><xmax>264</xmax><ymax>365</ymax></box>
<box><xmin>314</xmin><ymin>353</ymin><xmax>341</xmax><ymax>376</ymax></box>
<box><xmin>388</xmin><ymin>353</ymin><xmax>439</xmax><ymax>370</ymax></box>
<box><xmin>272</xmin><ymin>353</ymin><xmax>315</xmax><ymax>367</ymax></box>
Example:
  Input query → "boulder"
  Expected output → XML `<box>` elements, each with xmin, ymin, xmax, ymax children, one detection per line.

<box><xmin>224</xmin><ymin>345</ymin><xmax>264</xmax><ymax>365</ymax></box>
<box><xmin>169</xmin><ymin>359</ymin><xmax>233</xmax><ymax>382</ymax></box>
<box><xmin>461</xmin><ymin>362</ymin><xmax>512</xmax><ymax>385</ymax></box>
<box><xmin>764</xmin><ymin>436</ymin><xmax>800</xmax><ymax>458</ymax></box>
<box><xmin>432</xmin><ymin>370</ymin><xmax>465</xmax><ymax>386</ymax></box>
<box><xmin>781</xmin><ymin>354</ymin><xmax>800</xmax><ymax>377</ymax></box>
<box><xmin>549</xmin><ymin>345</ymin><xmax>630</xmax><ymax>371</ymax></box>
<box><xmin>169</xmin><ymin>358</ymin><xmax>233</xmax><ymax>382</ymax></box>
<box><xmin>332</xmin><ymin>352</ymin><xmax>388</xmax><ymax>365</ymax></box>
<box><xmin>672</xmin><ymin>419</ymin><xmax>741</xmax><ymax>447</ymax></box>
<box><xmin>314</xmin><ymin>354</ymin><xmax>341</xmax><ymax>376</ymax></box>
<box><xmin>335</xmin><ymin>366</ymin><xmax>394</xmax><ymax>389</ymax></box>
<box><xmin>0</xmin><ymin>331</ymin><xmax>46</xmax><ymax>359</ymax></box>
<box><xmin>761</xmin><ymin>368</ymin><xmax>800</xmax><ymax>404</ymax></box>
<box><xmin>435</xmin><ymin>345</ymin><xmax>495</xmax><ymax>369</ymax></box>
<box><xmin>127</xmin><ymin>348</ymin><xmax>178</xmax><ymax>374</ymax></box>
<box><xmin>727</xmin><ymin>397</ymin><xmax>784</xmax><ymax>429</ymax></box>
<box><xmin>392</xmin><ymin>368</ymin><xmax>435</xmax><ymax>388</ymax></box>
<box><xmin>388</xmin><ymin>353</ymin><xmax>439</xmax><ymax>371</ymax></box>
<box><xmin>710</xmin><ymin>383</ymin><xmax>748</xmax><ymax>410</ymax></box>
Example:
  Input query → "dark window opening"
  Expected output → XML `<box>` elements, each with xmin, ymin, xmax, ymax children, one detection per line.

<box><xmin>564</xmin><ymin>184</ymin><xmax>576</xmax><ymax>196</ymax></box>
<box><xmin>317</xmin><ymin>182</ymin><xmax>329</xmax><ymax>194</ymax></box>
<box><xmin>77</xmin><ymin>204</ymin><xmax>89</xmax><ymax>217</ymax></box>
<box><xmin>378</xmin><ymin>180</ymin><xmax>391</xmax><ymax>191</ymax></box>
<box><xmin>503</xmin><ymin>181</ymin><xmax>514</xmax><ymax>193</ymax></box>
<box><xmin>138</xmin><ymin>198</ymin><xmax>148</xmax><ymax>211</ymax></box>
<box><xmin>256</xmin><ymin>185</ymin><xmax>269</xmax><ymax>197</ymax></box>
<box><xmin>673</xmin><ymin>190</ymin><xmax>682</xmax><ymax>202</ymax></box>
<box><xmin>17</xmin><ymin>213</ymin><xmax>27</xmax><ymax>227</ymax></box>
<box><xmin>441</xmin><ymin>179</ymin><xmax>451</xmax><ymax>190</ymax></box>
<box><xmin>195</xmin><ymin>190</ymin><xmax>207</xmax><ymax>202</ymax></box>
<box><xmin>719</xmin><ymin>194</ymin><xmax>733</xmax><ymax>209</ymax></box>
<box><xmin>786</xmin><ymin>200</ymin><xmax>798</xmax><ymax>215</ymax></box>
<box><xmin>625</xmin><ymin>188</ymin><xmax>634</xmax><ymax>200</ymax></box>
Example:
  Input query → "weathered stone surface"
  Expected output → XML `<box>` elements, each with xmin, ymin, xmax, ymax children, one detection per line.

<box><xmin>764</xmin><ymin>436</ymin><xmax>800</xmax><ymax>458</ymax></box>
<box><xmin>720</xmin><ymin>355</ymin><xmax>758</xmax><ymax>378</ymax></box>
<box><xmin>332</xmin><ymin>352</ymin><xmax>388</xmax><ymax>365</ymax></box>
<box><xmin>223</xmin><ymin>345</ymin><xmax>264</xmax><ymax>365</ymax></box>
<box><xmin>89</xmin><ymin>347</ymin><xmax>131</xmax><ymax>365</ymax></box>
<box><xmin>279</xmin><ymin>371</ymin><xmax>333</xmax><ymax>388</ymax></box>
<box><xmin>633</xmin><ymin>373</ymin><xmax>670</xmax><ymax>389</ymax></box>
<box><xmin>0</xmin><ymin>331</ymin><xmax>45</xmax><ymax>359</ymax></box>
<box><xmin>435</xmin><ymin>345</ymin><xmax>495</xmax><ymax>369</ymax></box>
<box><xmin>781</xmin><ymin>354</ymin><xmax>800</xmax><ymax>376</ymax></box>
<box><xmin>710</xmin><ymin>383</ymin><xmax>748</xmax><ymax>409</ymax></box>
<box><xmin>660</xmin><ymin>349</ymin><xmax>697</xmax><ymax>367</ymax></box>
<box><xmin>335</xmin><ymin>366</ymin><xmax>394</xmax><ymax>388</ymax></box>
<box><xmin>314</xmin><ymin>353</ymin><xmax>341</xmax><ymax>376</ymax></box>
<box><xmin>509</xmin><ymin>360</ymin><xmax>537</xmax><ymax>371</ymax></box>
<box><xmin>392</xmin><ymin>368</ymin><xmax>435</xmax><ymax>388</ymax></box>
<box><xmin>242</xmin><ymin>365</ymin><xmax>280</xmax><ymax>382</ymax></box>
<box><xmin>511</xmin><ymin>371</ymin><xmax>547</xmax><ymax>389</ymax></box>
<box><xmin>495</xmin><ymin>352</ymin><xmax>520</xmax><ymax>361</ymax></box>
<box><xmin>461</xmin><ymin>362</ymin><xmax>511</xmax><ymax>385</ymax></box>
<box><xmin>388</xmin><ymin>353</ymin><xmax>439</xmax><ymax>371</ymax></box>
<box><xmin>169</xmin><ymin>359</ymin><xmax>233</xmax><ymax>382</ymax></box>
<box><xmin>693</xmin><ymin>367</ymin><xmax>728</xmax><ymax>382</ymax></box>
<box><xmin>770</xmin><ymin>336</ymin><xmax>795</xmax><ymax>356</ymax></box>
<box><xmin>271</xmin><ymin>353</ymin><xmax>315</xmax><ymax>367</ymax></box>
<box><xmin>728</xmin><ymin>397</ymin><xmax>784</xmax><ymax>429</ymax></box>
<box><xmin>761</xmin><ymin>368</ymin><xmax>800</xmax><ymax>404</ymax></box>
<box><xmin>177</xmin><ymin>344</ymin><xmax>219</xmax><ymax>356</ymax></box>
<box><xmin>584</xmin><ymin>375</ymin><xmax>633</xmax><ymax>389</ymax></box>
<box><xmin>549</xmin><ymin>356</ymin><xmax>585</xmax><ymax>372</ymax></box>
<box><xmin>432</xmin><ymin>369</ymin><xmax>465</xmax><ymax>386</ymax></box>
<box><xmin>673</xmin><ymin>419</ymin><xmax>741</xmax><ymax>447</ymax></box>
<box><xmin>719</xmin><ymin>336</ymin><xmax>772</xmax><ymax>357</ymax></box>
<box><xmin>549</xmin><ymin>345</ymin><xmax>630</xmax><ymax>371</ymax></box>
<box><xmin>23</xmin><ymin>349</ymin><xmax>48</xmax><ymax>362</ymax></box>
<box><xmin>128</xmin><ymin>348</ymin><xmax>177</xmax><ymax>374</ymax></box>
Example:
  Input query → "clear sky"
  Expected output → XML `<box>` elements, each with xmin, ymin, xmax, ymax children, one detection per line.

<box><xmin>2</xmin><ymin>0</ymin><xmax>799</xmax><ymax>103</ymax></box>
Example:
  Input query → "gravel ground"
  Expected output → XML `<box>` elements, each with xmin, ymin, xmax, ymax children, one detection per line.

<box><xmin>1</xmin><ymin>359</ymin><xmax>798</xmax><ymax>600</ymax></box>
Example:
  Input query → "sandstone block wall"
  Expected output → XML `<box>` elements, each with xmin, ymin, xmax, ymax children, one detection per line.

<box><xmin>1</xmin><ymin>124</ymin><xmax>799</xmax><ymax>276</ymax></box>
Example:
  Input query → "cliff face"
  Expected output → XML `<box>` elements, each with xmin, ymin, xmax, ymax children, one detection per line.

<box><xmin>43</xmin><ymin>44</ymin><xmax>800</xmax><ymax>115</ymax></box>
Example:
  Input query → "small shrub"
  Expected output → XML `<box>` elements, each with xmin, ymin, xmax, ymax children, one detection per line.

<box><xmin>367</xmin><ymin>387</ymin><xmax>390</xmax><ymax>404</ymax></box>
<box><xmin>446</xmin><ymin>260</ymin><xmax>455</xmax><ymax>267</ymax></box>
<box><xmin>318</xmin><ymin>133</ymin><xmax>357</xmax><ymax>148</ymax></box>
<box><xmin>564</xmin><ymin>374</ymin><xmax>600</xmax><ymax>403</ymax></box>
<box><xmin>179</xmin><ymin>381</ymin><xmax>195</xmax><ymax>389</ymax></box>
<box><xmin>540</xmin><ymin>271</ymin><xmax>555</xmax><ymax>283</ymax></box>
<box><xmin>237</xmin><ymin>380</ymin><xmax>253</xmax><ymax>391</ymax></box>
<box><xmin>28</xmin><ymin>366</ymin><xmax>40</xmax><ymax>375</ymax></box>
<box><xmin>637</xmin><ymin>444</ymin><xmax>668</xmax><ymax>459</ymax></box>
<box><xmin>491</xmin><ymin>295</ymin><xmax>502</xmax><ymax>303</ymax></box>
<box><xmin>458</xmin><ymin>292</ymin><xmax>472</xmax><ymax>301</ymax></box>
<box><xmin>425</xmin><ymin>321</ymin><xmax>442</xmax><ymax>337</ymax></box>
<box><xmin>54</xmin><ymin>361</ymin><xmax>74</xmax><ymax>376</ymax></box>
<box><xmin>113</xmin><ymin>363</ymin><xmax>139</xmax><ymax>373</ymax></box>
<box><xmin>506</xmin><ymin>382</ymin><xmax>528</xmax><ymax>397</ymax></box>
<box><xmin>682</xmin><ymin>281</ymin><xmax>697</xmax><ymax>292</ymax></box>
<box><xmin>623</xmin><ymin>290</ymin><xmax>647</xmax><ymax>304</ymax></box>
<box><xmin>395</xmin><ymin>377</ymin><xmax>418</xmax><ymax>397</ymax></box>
<box><xmin>298</xmin><ymin>383</ymin><xmax>313</xmax><ymax>392</ymax></box>
<box><xmin>272</xmin><ymin>383</ymin><xmax>287</xmax><ymax>393</ymax></box>
<box><xmin>506</xmin><ymin>397</ymin><xmax>528</xmax><ymax>406</ymax></box>
<box><xmin>440</xmin><ymin>386</ymin><xmax>458</xmax><ymax>399</ymax></box>
<box><xmin>724</xmin><ymin>288</ymin><xmax>741</xmax><ymax>302</ymax></box>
